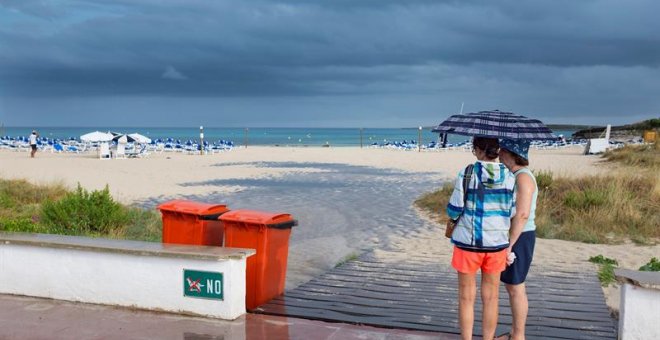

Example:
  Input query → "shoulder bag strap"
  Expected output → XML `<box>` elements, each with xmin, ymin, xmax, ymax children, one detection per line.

<box><xmin>460</xmin><ymin>164</ymin><xmax>474</xmax><ymax>216</ymax></box>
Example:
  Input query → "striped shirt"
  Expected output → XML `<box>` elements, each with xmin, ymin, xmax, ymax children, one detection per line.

<box><xmin>446</xmin><ymin>161</ymin><xmax>516</xmax><ymax>251</ymax></box>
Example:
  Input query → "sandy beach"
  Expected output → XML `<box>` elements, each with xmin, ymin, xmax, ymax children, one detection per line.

<box><xmin>1</xmin><ymin>146</ymin><xmax>656</xmax><ymax>314</ymax></box>
<box><xmin>1</xmin><ymin>146</ymin><xmax>605</xmax><ymax>203</ymax></box>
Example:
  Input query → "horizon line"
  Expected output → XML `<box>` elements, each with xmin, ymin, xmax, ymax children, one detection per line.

<box><xmin>0</xmin><ymin>124</ymin><xmax>599</xmax><ymax>130</ymax></box>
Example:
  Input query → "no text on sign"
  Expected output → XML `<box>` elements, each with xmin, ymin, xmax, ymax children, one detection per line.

<box><xmin>183</xmin><ymin>269</ymin><xmax>224</xmax><ymax>300</ymax></box>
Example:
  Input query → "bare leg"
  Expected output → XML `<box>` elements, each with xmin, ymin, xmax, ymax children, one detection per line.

<box><xmin>506</xmin><ymin>283</ymin><xmax>528</xmax><ymax>340</ymax></box>
<box><xmin>481</xmin><ymin>272</ymin><xmax>501</xmax><ymax>340</ymax></box>
<box><xmin>458</xmin><ymin>272</ymin><xmax>477</xmax><ymax>340</ymax></box>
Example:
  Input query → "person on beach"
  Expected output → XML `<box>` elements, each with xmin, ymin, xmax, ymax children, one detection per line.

<box><xmin>447</xmin><ymin>137</ymin><xmax>516</xmax><ymax>340</ymax></box>
<box><xmin>29</xmin><ymin>130</ymin><xmax>39</xmax><ymax>158</ymax></box>
<box><xmin>497</xmin><ymin>139</ymin><xmax>537</xmax><ymax>340</ymax></box>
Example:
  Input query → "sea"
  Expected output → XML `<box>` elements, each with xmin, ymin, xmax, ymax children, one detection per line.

<box><xmin>1</xmin><ymin>127</ymin><xmax>578</xmax><ymax>147</ymax></box>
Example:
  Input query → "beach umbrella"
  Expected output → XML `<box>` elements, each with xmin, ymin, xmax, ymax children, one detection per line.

<box><xmin>112</xmin><ymin>134</ymin><xmax>137</xmax><ymax>143</ymax></box>
<box><xmin>432</xmin><ymin>110</ymin><xmax>556</xmax><ymax>140</ymax></box>
<box><xmin>80</xmin><ymin>131</ymin><xmax>113</xmax><ymax>142</ymax></box>
<box><xmin>128</xmin><ymin>133</ymin><xmax>151</xmax><ymax>144</ymax></box>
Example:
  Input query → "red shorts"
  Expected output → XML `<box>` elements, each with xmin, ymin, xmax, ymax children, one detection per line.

<box><xmin>451</xmin><ymin>246</ymin><xmax>507</xmax><ymax>274</ymax></box>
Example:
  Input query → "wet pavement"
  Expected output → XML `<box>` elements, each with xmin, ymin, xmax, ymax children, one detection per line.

<box><xmin>0</xmin><ymin>294</ymin><xmax>459</xmax><ymax>340</ymax></box>
<box><xmin>188</xmin><ymin>162</ymin><xmax>438</xmax><ymax>245</ymax></box>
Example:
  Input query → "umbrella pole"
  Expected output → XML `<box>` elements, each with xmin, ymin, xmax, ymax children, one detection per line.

<box><xmin>360</xmin><ymin>128</ymin><xmax>363</xmax><ymax>148</ymax></box>
<box><xmin>200</xmin><ymin>126</ymin><xmax>204</xmax><ymax>156</ymax></box>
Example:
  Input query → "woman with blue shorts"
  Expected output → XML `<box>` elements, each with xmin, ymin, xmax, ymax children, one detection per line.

<box><xmin>498</xmin><ymin>139</ymin><xmax>537</xmax><ymax>340</ymax></box>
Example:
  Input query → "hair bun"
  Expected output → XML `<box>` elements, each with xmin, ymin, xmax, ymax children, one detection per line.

<box><xmin>485</xmin><ymin>146</ymin><xmax>499</xmax><ymax>159</ymax></box>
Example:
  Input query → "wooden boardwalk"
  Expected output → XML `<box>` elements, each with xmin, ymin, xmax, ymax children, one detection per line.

<box><xmin>255</xmin><ymin>253</ymin><xmax>617</xmax><ymax>339</ymax></box>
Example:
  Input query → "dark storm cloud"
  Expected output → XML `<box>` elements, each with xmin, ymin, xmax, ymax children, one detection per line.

<box><xmin>0</xmin><ymin>0</ymin><xmax>659</xmax><ymax>127</ymax></box>
<box><xmin>2</xmin><ymin>0</ymin><xmax>660</xmax><ymax>98</ymax></box>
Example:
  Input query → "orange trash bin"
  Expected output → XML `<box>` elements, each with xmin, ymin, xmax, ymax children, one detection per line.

<box><xmin>157</xmin><ymin>200</ymin><xmax>229</xmax><ymax>246</ymax></box>
<box><xmin>220</xmin><ymin>210</ymin><xmax>298</xmax><ymax>310</ymax></box>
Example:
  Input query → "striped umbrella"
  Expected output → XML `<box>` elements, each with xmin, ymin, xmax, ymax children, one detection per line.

<box><xmin>432</xmin><ymin>110</ymin><xmax>556</xmax><ymax>140</ymax></box>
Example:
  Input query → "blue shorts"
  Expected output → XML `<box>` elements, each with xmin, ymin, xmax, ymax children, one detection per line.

<box><xmin>501</xmin><ymin>230</ymin><xmax>535</xmax><ymax>285</ymax></box>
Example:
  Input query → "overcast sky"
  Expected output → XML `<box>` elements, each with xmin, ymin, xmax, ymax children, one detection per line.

<box><xmin>1</xmin><ymin>0</ymin><xmax>659</xmax><ymax>127</ymax></box>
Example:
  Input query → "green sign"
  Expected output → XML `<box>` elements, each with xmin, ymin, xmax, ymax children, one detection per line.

<box><xmin>183</xmin><ymin>269</ymin><xmax>224</xmax><ymax>300</ymax></box>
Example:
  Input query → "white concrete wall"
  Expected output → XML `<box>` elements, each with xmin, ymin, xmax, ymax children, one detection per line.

<box><xmin>619</xmin><ymin>283</ymin><xmax>660</xmax><ymax>340</ymax></box>
<box><xmin>0</xmin><ymin>244</ymin><xmax>247</xmax><ymax>320</ymax></box>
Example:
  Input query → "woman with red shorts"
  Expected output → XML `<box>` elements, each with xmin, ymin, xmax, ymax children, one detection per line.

<box><xmin>446</xmin><ymin>137</ymin><xmax>516</xmax><ymax>340</ymax></box>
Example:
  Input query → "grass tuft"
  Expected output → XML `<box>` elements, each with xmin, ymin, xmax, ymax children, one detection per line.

<box><xmin>602</xmin><ymin>144</ymin><xmax>660</xmax><ymax>169</ymax></box>
<box><xmin>414</xmin><ymin>183</ymin><xmax>454</xmax><ymax>224</ymax></box>
<box><xmin>0</xmin><ymin>179</ymin><xmax>69</xmax><ymax>234</ymax></box>
<box><xmin>534</xmin><ymin>170</ymin><xmax>554</xmax><ymax>190</ymax></box>
<box><xmin>589</xmin><ymin>255</ymin><xmax>618</xmax><ymax>286</ymax></box>
<box><xmin>535</xmin><ymin>173</ymin><xmax>659</xmax><ymax>244</ymax></box>
<box><xmin>416</xmin><ymin>172</ymin><xmax>659</xmax><ymax>244</ymax></box>
<box><xmin>110</xmin><ymin>208</ymin><xmax>162</xmax><ymax>242</ymax></box>
<box><xmin>334</xmin><ymin>252</ymin><xmax>361</xmax><ymax>268</ymax></box>
<box><xmin>0</xmin><ymin>179</ymin><xmax>68</xmax><ymax>206</ymax></box>
<box><xmin>596</xmin><ymin>263</ymin><xmax>617</xmax><ymax>287</ymax></box>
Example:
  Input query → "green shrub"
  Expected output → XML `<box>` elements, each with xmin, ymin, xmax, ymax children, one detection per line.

<box><xmin>589</xmin><ymin>255</ymin><xmax>618</xmax><ymax>266</ymax></box>
<box><xmin>40</xmin><ymin>184</ymin><xmax>129</xmax><ymax>235</ymax></box>
<box><xmin>639</xmin><ymin>257</ymin><xmax>660</xmax><ymax>271</ymax></box>
<box><xmin>1</xmin><ymin>179</ymin><xmax>162</xmax><ymax>241</ymax></box>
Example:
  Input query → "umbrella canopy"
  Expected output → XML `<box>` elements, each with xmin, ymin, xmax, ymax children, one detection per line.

<box><xmin>80</xmin><ymin>131</ymin><xmax>113</xmax><ymax>142</ymax></box>
<box><xmin>128</xmin><ymin>133</ymin><xmax>151</xmax><ymax>144</ymax></box>
<box><xmin>432</xmin><ymin>110</ymin><xmax>556</xmax><ymax>140</ymax></box>
<box><xmin>112</xmin><ymin>134</ymin><xmax>136</xmax><ymax>143</ymax></box>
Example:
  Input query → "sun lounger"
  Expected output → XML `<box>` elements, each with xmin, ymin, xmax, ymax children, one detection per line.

<box><xmin>126</xmin><ymin>145</ymin><xmax>149</xmax><ymax>158</ymax></box>
<box><xmin>99</xmin><ymin>142</ymin><xmax>111</xmax><ymax>159</ymax></box>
